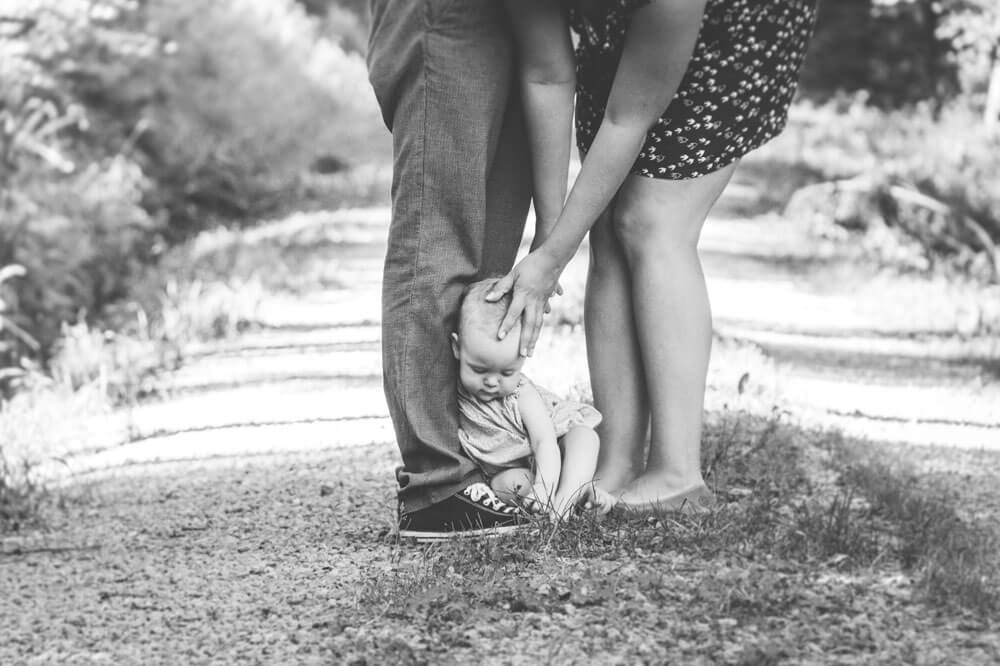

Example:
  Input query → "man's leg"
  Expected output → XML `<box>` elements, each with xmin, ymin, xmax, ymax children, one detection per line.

<box><xmin>367</xmin><ymin>0</ymin><xmax>531</xmax><ymax>514</ymax></box>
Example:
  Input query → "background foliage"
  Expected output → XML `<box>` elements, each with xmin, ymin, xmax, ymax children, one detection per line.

<box><xmin>0</xmin><ymin>0</ymin><xmax>374</xmax><ymax>393</ymax></box>
<box><xmin>786</xmin><ymin>0</ymin><xmax>1000</xmax><ymax>284</ymax></box>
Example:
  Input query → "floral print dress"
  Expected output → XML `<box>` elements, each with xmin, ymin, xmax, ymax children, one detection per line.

<box><xmin>570</xmin><ymin>0</ymin><xmax>819</xmax><ymax>180</ymax></box>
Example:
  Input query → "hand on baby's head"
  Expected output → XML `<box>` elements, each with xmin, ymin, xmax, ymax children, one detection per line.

<box><xmin>456</xmin><ymin>278</ymin><xmax>518</xmax><ymax>341</ymax></box>
<box><xmin>453</xmin><ymin>278</ymin><xmax>525</xmax><ymax>400</ymax></box>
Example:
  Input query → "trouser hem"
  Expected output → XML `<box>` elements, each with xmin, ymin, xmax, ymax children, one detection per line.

<box><xmin>398</xmin><ymin>469</ymin><xmax>486</xmax><ymax>514</ymax></box>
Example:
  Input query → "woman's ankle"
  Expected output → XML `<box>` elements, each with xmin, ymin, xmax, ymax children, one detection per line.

<box><xmin>629</xmin><ymin>468</ymin><xmax>706</xmax><ymax>492</ymax></box>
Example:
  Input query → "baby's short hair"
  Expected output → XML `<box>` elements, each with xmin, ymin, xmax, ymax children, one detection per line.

<box><xmin>457</xmin><ymin>278</ymin><xmax>517</xmax><ymax>339</ymax></box>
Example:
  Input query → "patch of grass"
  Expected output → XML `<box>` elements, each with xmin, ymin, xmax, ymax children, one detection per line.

<box><xmin>43</xmin><ymin>275</ymin><xmax>262</xmax><ymax>406</ymax></box>
<box><xmin>348</xmin><ymin>407</ymin><xmax>998</xmax><ymax>663</ymax></box>
<box><xmin>359</xmin><ymin>410</ymin><xmax>879</xmax><ymax>590</ymax></box>
<box><xmin>49</xmin><ymin>321</ymin><xmax>174</xmax><ymax>405</ymax></box>
<box><xmin>0</xmin><ymin>379</ymin><xmax>128</xmax><ymax>533</ymax></box>
<box><xmin>44</xmin><ymin>208</ymin><xmax>382</xmax><ymax>404</ymax></box>
<box><xmin>0</xmin><ymin>449</ymin><xmax>44</xmax><ymax>533</ymax></box>
<box><xmin>349</xmin><ymin>519</ymin><xmax>987</xmax><ymax>662</ymax></box>
<box><xmin>840</xmin><ymin>456</ymin><xmax>1000</xmax><ymax>614</ymax></box>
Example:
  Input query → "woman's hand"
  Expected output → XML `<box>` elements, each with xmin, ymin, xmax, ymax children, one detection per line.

<box><xmin>486</xmin><ymin>248</ymin><xmax>564</xmax><ymax>357</ymax></box>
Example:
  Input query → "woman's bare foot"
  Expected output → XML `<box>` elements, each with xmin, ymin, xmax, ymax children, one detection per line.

<box><xmin>592</xmin><ymin>465</ymin><xmax>639</xmax><ymax>497</ymax></box>
<box><xmin>615</xmin><ymin>474</ymin><xmax>715</xmax><ymax>514</ymax></box>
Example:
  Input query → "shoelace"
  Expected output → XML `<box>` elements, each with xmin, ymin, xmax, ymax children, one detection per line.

<box><xmin>464</xmin><ymin>483</ymin><xmax>514</xmax><ymax>513</ymax></box>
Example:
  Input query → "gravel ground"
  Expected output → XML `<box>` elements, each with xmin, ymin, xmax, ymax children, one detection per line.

<box><xmin>3</xmin><ymin>443</ymin><xmax>998</xmax><ymax>665</ymax></box>
<box><xmin>1</xmin><ymin>446</ymin><xmax>398</xmax><ymax>663</ymax></box>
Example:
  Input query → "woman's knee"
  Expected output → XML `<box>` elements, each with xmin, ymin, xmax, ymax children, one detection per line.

<box><xmin>613</xmin><ymin>167</ymin><xmax>737</xmax><ymax>258</ymax></box>
<box><xmin>588</xmin><ymin>215</ymin><xmax>628</xmax><ymax>280</ymax></box>
<box><xmin>612</xmin><ymin>193</ymin><xmax>692</xmax><ymax>260</ymax></box>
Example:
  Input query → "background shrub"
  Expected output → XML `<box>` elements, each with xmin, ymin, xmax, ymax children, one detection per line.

<box><xmin>0</xmin><ymin>0</ymin><xmax>378</xmax><ymax>375</ymax></box>
<box><xmin>802</xmin><ymin>0</ymin><xmax>958</xmax><ymax>107</ymax></box>
<box><xmin>132</xmin><ymin>0</ymin><xmax>374</xmax><ymax>235</ymax></box>
<box><xmin>780</xmin><ymin>0</ymin><xmax>1000</xmax><ymax>284</ymax></box>
<box><xmin>779</xmin><ymin>100</ymin><xmax>1000</xmax><ymax>283</ymax></box>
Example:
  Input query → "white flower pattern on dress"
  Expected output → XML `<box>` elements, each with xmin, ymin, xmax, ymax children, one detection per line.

<box><xmin>570</xmin><ymin>0</ymin><xmax>818</xmax><ymax>180</ymax></box>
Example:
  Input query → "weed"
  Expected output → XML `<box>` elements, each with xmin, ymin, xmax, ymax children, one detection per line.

<box><xmin>0</xmin><ymin>449</ymin><xmax>44</xmax><ymax>533</ymax></box>
<box><xmin>783</xmin><ymin>487</ymin><xmax>886</xmax><ymax>564</ymax></box>
<box><xmin>842</xmin><ymin>460</ymin><xmax>1000</xmax><ymax>614</ymax></box>
<box><xmin>0</xmin><ymin>379</ymin><xmax>126</xmax><ymax>532</ymax></box>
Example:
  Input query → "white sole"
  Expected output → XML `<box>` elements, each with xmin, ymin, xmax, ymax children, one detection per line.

<box><xmin>397</xmin><ymin>523</ymin><xmax>525</xmax><ymax>542</ymax></box>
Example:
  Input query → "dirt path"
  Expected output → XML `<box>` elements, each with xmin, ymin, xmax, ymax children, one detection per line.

<box><xmin>3</xmin><ymin>186</ymin><xmax>999</xmax><ymax>663</ymax></box>
<box><xmin>52</xmin><ymin>199</ymin><xmax>1000</xmax><ymax>479</ymax></box>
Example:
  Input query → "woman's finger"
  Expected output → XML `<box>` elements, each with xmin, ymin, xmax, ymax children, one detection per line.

<box><xmin>543</xmin><ymin>281</ymin><xmax>562</xmax><ymax>314</ymax></box>
<box><xmin>529</xmin><ymin>306</ymin><xmax>545</xmax><ymax>356</ymax></box>
<box><xmin>517</xmin><ymin>301</ymin><xmax>536</xmax><ymax>357</ymax></box>
<box><xmin>497</xmin><ymin>291</ymin><xmax>526</xmax><ymax>341</ymax></box>
<box><xmin>519</xmin><ymin>300</ymin><xmax>545</xmax><ymax>357</ymax></box>
<box><xmin>485</xmin><ymin>272</ymin><xmax>515</xmax><ymax>302</ymax></box>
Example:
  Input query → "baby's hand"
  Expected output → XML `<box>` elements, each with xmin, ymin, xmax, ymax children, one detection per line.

<box><xmin>580</xmin><ymin>484</ymin><xmax>617</xmax><ymax>515</ymax></box>
<box><xmin>529</xmin><ymin>482</ymin><xmax>554</xmax><ymax>514</ymax></box>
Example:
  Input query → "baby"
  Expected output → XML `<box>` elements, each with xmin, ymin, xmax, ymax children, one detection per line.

<box><xmin>452</xmin><ymin>278</ymin><xmax>616</xmax><ymax>518</ymax></box>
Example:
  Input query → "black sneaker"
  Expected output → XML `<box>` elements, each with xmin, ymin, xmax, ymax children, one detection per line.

<box><xmin>398</xmin><ymin>482</ymin><xmax>528</xmax><ymax>541</ymax></box>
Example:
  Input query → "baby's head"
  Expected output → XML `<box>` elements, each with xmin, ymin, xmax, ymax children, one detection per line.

<box><xmin>451</xmin><ymin>278</ymin><xmax>524</xmax><ymax>401</ymax></box>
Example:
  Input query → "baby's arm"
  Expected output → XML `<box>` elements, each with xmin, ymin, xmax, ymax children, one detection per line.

<box><xmin>503</xmin><ymin>1</ymin><xmax>575</xmax><ymax>247</ymax></box>
<box><xmin>517</xmin><ymin>381</ymin><xmax>561</xmax><ymax>511</ymax></box>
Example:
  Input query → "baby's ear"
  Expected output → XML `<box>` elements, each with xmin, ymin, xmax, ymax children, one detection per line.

<box><xmin>450</xmin><ymin>332</ymin><xmax>460</xmax><ymax>359</ymax></box>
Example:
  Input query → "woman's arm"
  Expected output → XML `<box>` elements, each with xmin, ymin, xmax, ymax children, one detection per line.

<box><xmin>504</xmin><ymin>0</ymin><xmax>576</xmax><ymax>247</ymax></box>
<box><xmin>517</xmin><ymin>382</ymin><xmax>562</xmax><ymax>508</ymax></box>
<box><xmin>490</xmin><ymin>0</ymin><xmax>709</xmax><ymax>352</ymax></box>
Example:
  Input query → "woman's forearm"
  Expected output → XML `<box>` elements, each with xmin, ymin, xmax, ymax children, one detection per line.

<box><xmin>539</xmin><ymin>122</ymin><xmax>648</xmax><ymax>265</ymax></box>
<box><xmin>522</xmin><ymin>80</ymin><xmax>575</xmax><ymax>247</ymax></box>
<box><xmin>504</xmin><ymin>0</ymin><xmax>576</xmax><ymax>247</ymax></box>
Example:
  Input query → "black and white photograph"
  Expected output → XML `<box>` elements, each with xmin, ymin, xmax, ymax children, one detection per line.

<box><xmin>2</xmin><ymin>0</ymin><xmax>999</xmax><ymax>662</ymax></box>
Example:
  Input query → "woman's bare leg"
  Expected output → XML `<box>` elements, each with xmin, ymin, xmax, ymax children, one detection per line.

<box><xmin>612</xmin><ymin>164</ymin><xmax>736</xmax><ymax>508</ymax></box>
<box><xmin>585</xmin><ymin>207</ymin><xmax>650</xmax><ymax>494</ymax></box>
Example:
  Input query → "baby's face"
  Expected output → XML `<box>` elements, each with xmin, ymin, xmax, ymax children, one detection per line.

<box><xmin>452</xmin><ymin>328</ymin><xmax>524</xmax><ymax>401</ymax></box>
